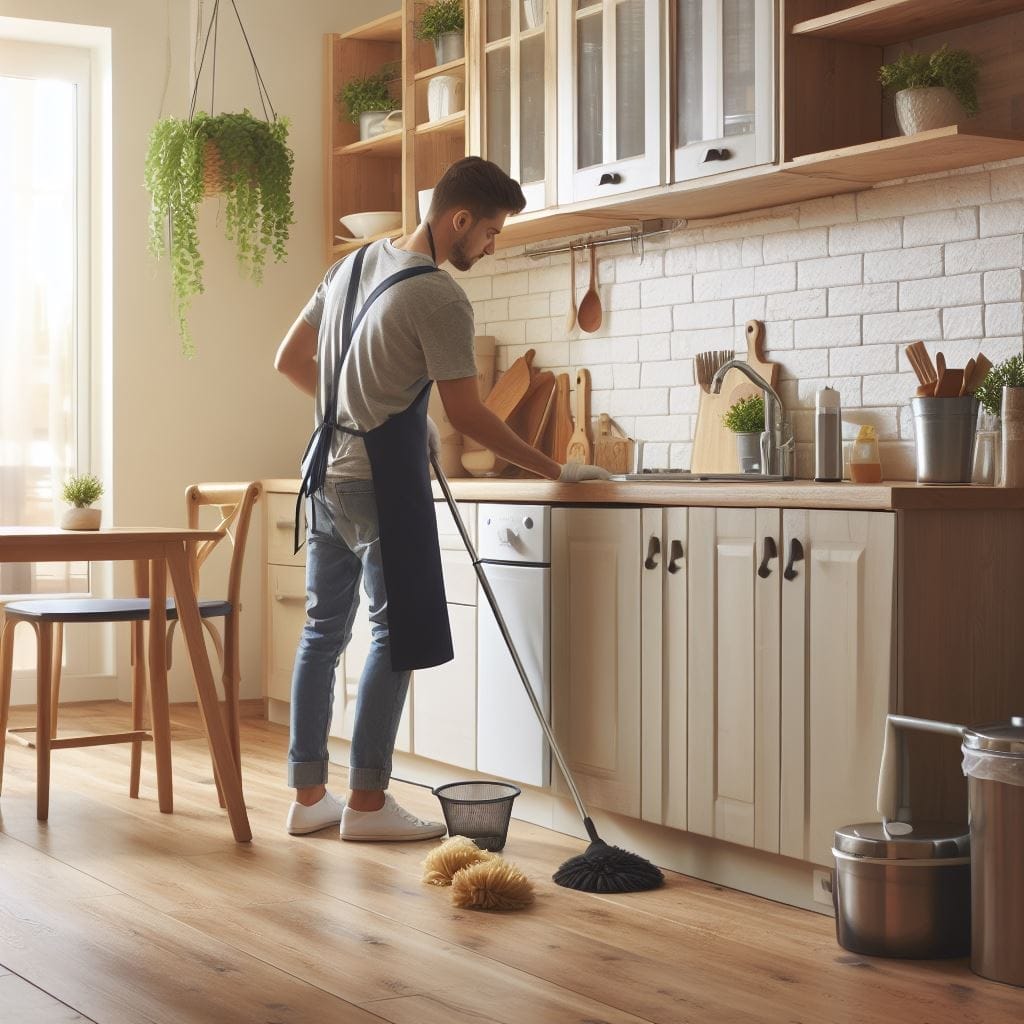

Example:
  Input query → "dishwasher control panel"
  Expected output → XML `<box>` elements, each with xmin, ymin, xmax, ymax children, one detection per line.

<box><xmin>477</xmin><ymin>504</ymin><xmax>550</xmax><ymax>564</ymax></box>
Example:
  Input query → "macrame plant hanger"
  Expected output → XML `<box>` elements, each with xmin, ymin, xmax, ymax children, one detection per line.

<box><xmin>188</xmin><ymin>0</ymin><xmax>278</xmax><ymax>193</ymax></box>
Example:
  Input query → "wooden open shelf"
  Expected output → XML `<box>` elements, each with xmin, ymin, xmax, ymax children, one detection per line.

<box><xmin>414</xmin><ymin>56</ymin><xmax>466</xmax><ymax>82</ymax></box>
<box><xmin>792</xmin><ymin>0</ymin><xmax>1024</xmax><ymax>45</ymax></box>
<box><xmin>334</xmin><ymin>129</ymin><xmax>403</xmax><ymax>158</ymax></box>
<box><xmin>414</xmin><ymin>110</ymin><xmax>466</xmax><ymax>138</ymax></box>
<box><xmin>339</xmin><ymin>10</ymin><xmax>402</xmax><ymax>44</ymax></box>
<box><xmin>331</xmin><ymin>227</ymin><xmax>403</xmax><ymax>259</ymax></box>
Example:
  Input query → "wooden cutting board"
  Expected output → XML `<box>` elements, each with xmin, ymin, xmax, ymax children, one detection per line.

<box><xmin>691</xmin><ymin>321</ymin><xmax>778</xmax><ymax>474</ymax></box>
<box><xmin>462</xmin><ymin>349</ymin><xmax>535</xmax><ymax>473</ymax></box>
<box><xmin>551</xmin><ymin>373</ymin><xmax>574</xmax><ymax>463</ymax></box>
<box><xmin>593</xmin><ymin>414</ymin><xmax>635</xmax><ymax>474</ymax></box>
<box><xmin>502</xmin><ymin>372</ymin><xmax>558</xmax><ymax>477</ymax></box>
<box><xmin>565</xmin><ymin>368</ymin><xmax>593</xmax><ymax>464</ymax></box>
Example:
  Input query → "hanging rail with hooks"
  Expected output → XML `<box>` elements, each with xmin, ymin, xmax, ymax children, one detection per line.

<box><xmin>523</xmin><ymin>219</ymin><xmax>683</xmax><ymax>261</ymax></box>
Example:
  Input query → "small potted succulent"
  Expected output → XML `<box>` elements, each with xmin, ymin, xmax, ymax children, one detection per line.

<box><xmin>723</xmin><ymin>395</ymin><xmax>765</xmax><ymax>473</ymax></box>
<box><xmin>337</xmin><ymin>65</ymin><xmax>402</xmax><ymax>140</ymax></box>
<box><xmin>976</xmin><ymin>355</ymin><xmax>1024</xmax><ymax>488</ymax></box>
<box><xmin>60</xmin><ymin>473</ymin><xmax>104</xmax><ymax>531</ymax></box>
<box><xmin>416</xmin><ymin>0</ymin><xmax>465</xmax><ymax>66</ymax></box>
<box><xmin>879</xmin><ymin>45</ymin><xmax>979</xmax><ymax>136</ymax></box>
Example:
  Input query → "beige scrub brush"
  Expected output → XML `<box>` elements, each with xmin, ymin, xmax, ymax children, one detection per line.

<box><xmin>422</xmin><ymin>835</ymin><xmax>495</xmax><ymax>886</ymax></box>
<box><xmin>450</xmin><ymin>858</ymin><xmax>535</xmax><ymax>911</ymax></box>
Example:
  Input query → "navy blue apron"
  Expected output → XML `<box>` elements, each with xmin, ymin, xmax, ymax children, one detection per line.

<box><xmin>296</xmin><ymin>245</ymin><xmax>454</xmax><ymax>672</ymax></box>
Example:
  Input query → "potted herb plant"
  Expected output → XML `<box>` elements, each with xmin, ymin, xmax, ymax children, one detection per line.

<box><xmin>338</xmin><ymin>66</ymin><xmax>402</xmax><ymax>140</ymax></box>
<box><xmin>60</xmin><ymin>473</ymin><xmax>104</xmax><ymax>531</ymax></box>
<box><xmin>976</xmin><ymin>355</ymin><xmax>1024</xmax><ymax>487</ymax></box>
<box><xmin>144</xmin><ymin>110</ymin><xmax>295</xmax><ymax>356</ymax></box>
<box><xmin>878</xmin><ymin>45</ymin><xmax>980</xmax><ymax>136</ymax></box>
<box><xmin>416</xmin><ymin>0</ymin><xmax>465</xmax><ymax>66</ymax></box>
<box><xmin>723</xmin><ymin>395</ymin><xmax>765</xmax><ymax>473</ymax></box>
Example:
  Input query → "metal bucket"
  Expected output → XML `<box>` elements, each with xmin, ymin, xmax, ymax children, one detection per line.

<box><xmin>911</xmin><ymin>396</ymin><xmax>979</xmax><ymax>483</ymax></box>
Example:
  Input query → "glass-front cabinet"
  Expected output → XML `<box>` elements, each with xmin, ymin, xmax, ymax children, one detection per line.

<box><xmin>556</xmin><ymin>0</ymin><xmax>664</xmax><ymax>204</ymax></box>
<box><xmin>672</xmin><ymin>0</ymin><xmax>774</xmax><ymax>181</ymax></box>
<box><xmin>471</xmin><ymin>0</ymin><xmax>555</xmax><ymax>213</ymax></box>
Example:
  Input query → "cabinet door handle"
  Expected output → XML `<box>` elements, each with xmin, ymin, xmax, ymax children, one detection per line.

<box><xmin>644</xmin><ymin>535</ymin><xmax>661</xmax><ymax>570</ymax></box>
<box><xmin>757</xmin><ymin>536</ymin><xmax>778</xmax><ymax>579</ymax></box>
<box><xmin>667</xmin><ymin>539</ymin><xmax>684</xmax><ymax>574</ymax></box>
<box><xmin>598</xmin><ymin>172</ymin><xmax>622</xmax><ymax>185</ymax></box>
<box><xmin>702</xmin><ymin>147</ymin><xmax>732</xmax><ymax>162</ymax></box>
<box><xmin>783</xmin><ymin>538</ymin><xmax>805</xmax><ymax>581</ymax></box>
<box><xmin>274</xmin><ymin>592</ymin><xmax>305</xmax><ymax>604</ymax></box>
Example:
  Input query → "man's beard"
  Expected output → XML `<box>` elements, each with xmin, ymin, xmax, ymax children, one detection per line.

<box><xmin>448</xmin><ymin>235</ymin><xmax>479</xmax><ymax>272</ymax></box>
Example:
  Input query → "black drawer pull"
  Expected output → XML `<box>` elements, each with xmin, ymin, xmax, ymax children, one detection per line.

<box><xmin>784</xmin><ymin>538</ymin><xmax>804</xmax><ymax>581</ymax></box>
<box><xmin>644</xmin><ymin>535</ymin><xmax>661</xmax><ymax>570</ymax></box>
<box><xmin>667</xmin><ymin>539</ymin><xmax>684</xmax><ymax>574</ymax></box>
<box><xmin>757</xmin><ymin>536</ymin><xmax>778</xmax><ymax>579</ymax></box>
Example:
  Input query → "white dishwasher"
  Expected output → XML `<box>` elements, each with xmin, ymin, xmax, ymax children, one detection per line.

<box><xmin>476</xmin><ymin>504</ymin><xmax>550</xmax><ymax>787</ymax></box>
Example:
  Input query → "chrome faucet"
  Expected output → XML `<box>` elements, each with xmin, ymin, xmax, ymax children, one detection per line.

<box><xmin>710</xmin><ymin>359</ymin><xmax>794</xmax><ymax>477</ymax></box>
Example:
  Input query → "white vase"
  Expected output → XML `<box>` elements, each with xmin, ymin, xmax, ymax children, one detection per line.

<box><xmin>894</xmin><ymin>87</ymin><xmax>967</xmax><ymax>136</ymax></box>
<box><xmin>522</xmin><ymin>0</ymin><xmax>545</xmax><ymax>30</ymax></box>
<box><xmin>61</xmin><ymin>506</ymin><xmax>101</xmax><ymax>530</ymax></box>
<box><xmin>359</xmin><ymin>109</ymin><xmax>402</xmax><ymax>140</ymax></box>
<box><xmin>427</xmin><ymin>75</ymin><xmax>465</xmax><ymax>121</ymax></box>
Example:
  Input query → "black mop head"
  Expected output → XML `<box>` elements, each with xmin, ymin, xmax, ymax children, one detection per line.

<box><xmin>552</xmin><ymin>819</ymin><xmax>664</xmax><ymax>893</ymax></box>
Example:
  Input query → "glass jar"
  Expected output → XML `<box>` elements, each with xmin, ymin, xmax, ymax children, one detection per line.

<box><xmin>850</xmin><ymin>434</ymin><xmax>883</xmax><ymax>484</ymax></box>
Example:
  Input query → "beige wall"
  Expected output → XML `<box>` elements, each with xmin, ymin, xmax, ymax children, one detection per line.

<box><xmin>2</xmin><ymin>0</ymin><xmax>399</xmax><ymax>703</ymax></box>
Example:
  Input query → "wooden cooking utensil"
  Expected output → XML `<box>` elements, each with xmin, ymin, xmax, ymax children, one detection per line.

<box><xmin>934</xmin><ymin>351</ymin><xmax>946</xmax><ymax>382</ymax></box>
<box><xmin>916</xmin><ymin>382</ymin><xmax>937</xmax><ymax>397</ymax></box>
<box><xmin>904</xmin><ymin>341</ymin><xmax>937</xmax><ymax>388</ymax></box>
<box><xmin>934</xmin><ymin>367</ymin><xmax>964</xmax><ymax>398</ymax></box>
<box><xmin>576</xmin><ymin>244</ymin><xmax>603</xmax><ymax>334</ymax></box>
<box><xmin>695</xmin><ymin>350</ymin><xmax>735</xmax><ymax>393</ymax></box>
<box><xmin>966</xmin><ymin>353</ymin><xmax>992</xmax><ymax>393</ymax></box>
<box><xmin>565</xmin><ymin>368</ymin><xmax>593</xmax><ymax>464</ymax></box>
<box><xmin>566</xmin><ymin>243</ymin><xmax>578</xmax><ymax>333</ymax></box>
<box><xmin>960</xmin><ymin>358</ymin><xmax>976</xmax><ymax>396</ymax></box>
<box><xmin>551</xmin><ymin>373</ymin><xmax>574</xmax><ymax>463</ymax></box>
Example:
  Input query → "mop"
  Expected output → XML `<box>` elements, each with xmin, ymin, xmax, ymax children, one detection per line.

<box><xmin>432</xmin><ymin>455</ymin><xmax>664</xmax><ymax>894</ymax></box>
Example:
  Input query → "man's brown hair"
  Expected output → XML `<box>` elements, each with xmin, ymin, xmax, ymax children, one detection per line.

<box><xmin>427</xmin><ymin>156</ymin><xmax>526</xmax><ymax>221</ymax></box>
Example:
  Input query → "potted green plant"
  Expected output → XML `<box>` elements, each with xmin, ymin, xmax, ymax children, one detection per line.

<box><xmin>60</xmin><ymin>473</ymin><xmax>104</xmax><ymax>531</ymax></box>
<box><xmin>416</xmin><ymin>0</ymin><xmax>465</xmax><ymax>66</ymax></box>
<box><xmin>975</xmin><ymin>355</ymin><xmax>1024</xmax><ymax>487</ymax></box>
<box><xmin>337</xmin><ymin>67</ymin><xmax>402</xmax><ymax>141</ymax></box>
<box><xmin>144</xmin><ymin>110</ymin><xmax>295</xmax><ymax>356</ymax></box>
<box><xmin>878</xmin><ymin>45</ymin><xmax>979</xmax><ymax>136</ymax></box>
<box><xmin>723</xmin><ymin>395</ymin><xmax>765</xmax><ymax>473</ymax></box>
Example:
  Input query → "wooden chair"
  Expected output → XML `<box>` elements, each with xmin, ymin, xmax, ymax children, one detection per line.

<box><xmin>0</xmin><ymin>482</ymin><xmax>262</xmax><ymax>817</ymax></box>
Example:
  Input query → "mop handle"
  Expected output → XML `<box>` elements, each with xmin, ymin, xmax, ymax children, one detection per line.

<box><xmin>431</xmin><ymin>454</ymin><xmax>593</xmax><ymax>826</ymax></box>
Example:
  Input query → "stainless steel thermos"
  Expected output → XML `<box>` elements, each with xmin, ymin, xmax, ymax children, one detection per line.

<box><xmin>815</xmin><ymin>386</ymin><xmax>843</xmax><ymax>482</ymax></box>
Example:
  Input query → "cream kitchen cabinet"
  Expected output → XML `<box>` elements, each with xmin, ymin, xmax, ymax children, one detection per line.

<box><xmin>551</xmin><ymin>506</ymin><xmax>643</xmax><ymax>817</ymax></box>
<box><xmin>556</xmin><ymin>0</ymin><xmax>664</xmax><ymax>204</ymax></box>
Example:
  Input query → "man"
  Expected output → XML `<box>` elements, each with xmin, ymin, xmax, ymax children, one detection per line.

<box><xmin>274</xmin><ymin>156</ymin><xmax>608</xmax><ymax>841</ymax></box>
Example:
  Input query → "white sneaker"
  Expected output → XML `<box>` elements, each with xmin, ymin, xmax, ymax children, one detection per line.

<box><xmin>286</xmin><ymin>791</ymin><xmax>345</xmax><ymax>835</ymax></box>
<box><xmin>340</xmin><ymin>793</ymin><xmax>447</xmax><ymax>842</ymax></box>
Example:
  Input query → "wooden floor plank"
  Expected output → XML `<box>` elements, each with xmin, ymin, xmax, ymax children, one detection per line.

<box><xmin>1</xmin><ymin>702</ymin><xmax>1022</xmax><ymax>1024</ymax></box>
<box><xmin>0</xmin><ymin>973</ymin><xmax>96</xmax><ymax>1022</ymax></box>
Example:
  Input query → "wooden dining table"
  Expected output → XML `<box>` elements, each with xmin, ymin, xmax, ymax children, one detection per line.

<box><xmin>0</xmin><ymin>527</ymin><xmax>251</xmax><ymax>843</ymax></box>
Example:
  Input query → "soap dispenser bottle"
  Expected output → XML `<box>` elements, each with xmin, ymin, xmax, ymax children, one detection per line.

<box><xmin>814</xmin><ymin>386</ymin><xmax>843</xmax><ymax>482</ymax></box>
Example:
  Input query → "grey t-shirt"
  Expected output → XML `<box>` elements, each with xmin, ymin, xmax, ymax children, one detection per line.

<box><xmin>302</xmin><ymin>239</ymin><xmax>477</xmax><ymax>479</ymax></box>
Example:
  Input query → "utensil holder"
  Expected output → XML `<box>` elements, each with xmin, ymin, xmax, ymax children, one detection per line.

<box><xmin>911</xmin><ymin>396</ymin><xmax>979</xmax><ymax>483</ymax></box>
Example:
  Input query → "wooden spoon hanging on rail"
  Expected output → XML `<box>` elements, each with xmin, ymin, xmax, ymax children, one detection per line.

<box><xmin>576</xmin><ymin>244</ymin><xmax>603</xmax><ymax>333</ymax></box>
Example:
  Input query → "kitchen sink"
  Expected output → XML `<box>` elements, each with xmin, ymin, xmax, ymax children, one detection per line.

<box><xmin>609</xmin><ymin>472</ymin><xmax>794</xmax><ymax>482</ymax></box>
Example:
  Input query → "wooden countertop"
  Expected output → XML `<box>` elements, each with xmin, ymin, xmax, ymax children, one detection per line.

<box><xmin>262</xmin><ymin>478</ymin><xmax>1024</xmax><ymax>511</ymax></box>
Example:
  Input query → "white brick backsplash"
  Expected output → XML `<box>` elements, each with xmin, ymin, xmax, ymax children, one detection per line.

<box><xmin>798</xmin><ymin>254</ymin><xmax>862</xmax><ymax>289</ymax></box>
<box><xmin>485</xmin><ymin>320</ymin><xmax>526</xmax><ymax>345</ymax></box>
<box><xmin>695</xmin><ymin>239</ymin><xmax>745</xmax><ymax>271</ymax></box>
<box><xmin>899</xmin><ymin>273</ymin><xmax>981</xmax><ymax>311</ymax></box>
<box><xmin>754</xmin><ymin>262</ymin><xmax>797</xmax><ymax>294</ymax></box>
<box><xmin>526</xmin><ymin>318</ymin><xmax>553</xmax><ymax>345</ymax></box>
<box><xmin>984</xmin><ymin>269</ymin><xmax>1023</xmax><ymax>303</ymax></box>
<box><xmin>986</xmin><ymin>302</ymin><xmax>1024</xmax><ymax>336</ymax></box>
<box><xmin>903</xmin><ymin>208</ymin><xmax>978</xmax><ymax>247</ymax></box>
<box><xmin>945</xmin><ymin>235</ymin><xmax>1023</xmax><ymax>274</ymax></box>
<box><xmin>670</xmin><ymin>327</ymin><xmax>736</xmax><ymax>358</ymax></box>
<box><xmin>608</xmin><ymin>388</ymin><xmax>669</xmax><ymax>416</ymax></box>
<box><xmin>863</xmin><ymin>309</ymin><xmax>942</xmax><ymax>344</ymax></box>
<box><xmin>639</xmin><ymin>333</ymin><xmax>671</xmax><ymax>360</ymax></box>
<box><xmin>843</xmin><ymin>407</ymin><xmax>899</xmax><ymax>441</ymax></box>
<box><xmin>603</xmin><ymin>309</ymin><xmax>643</xmax><ymax>336</ymax></box>
<box><xmin>694</xmin><ymin>267</ymin><xmax>756</xmax><ymax>301</ymax></box>
<box><xmin>980</xmin><ymin>200</ymin><xmax>1024</xmax><ymax>237</ymax></box>
<box><xmin>799</xmin><ymin>194</ymin><xmax>857</xmax><ymax>229</ymax></box>
<box><xmin>634</xmin><ymin>414</ymin><xmax>687</xmax><ymax>441</ymax></box>
<box><xmin>830</xmin><ymin>218</ymin><xmax>901</xmax><ymax>255</ymax></box>
<box><xmin>700</xmin><ymin>210</ymin><xmax>800</xmax><ymax>240</ymax></box>
<box><xmin>641</xmin><ymin>275</ymin><xmax>692</xmax><ymax>307</ymax></box>
<box><xmin>674</xmin><ymin>299</ymin><xmax>733</xmax><ymax>330</ymax></box>
<box><xmin>642</xmin><ymin>442</ymin><xmax>670</xmax><ymax>467</ymax></box>
<box><xmin>459</xmin><ymin>276</ymin><xmax>492</xmax><ymax>301</ymax></box>
<box><xmin>528</xmin><ymin>266</ymin><xmax>566</xmax><ymax>293</ymax></box>
<box><xmin>763</xmin><ymin>228</ymin><xmax>828</xmax><ymax>264</ymax></box>
<box><xmin>481</xmin><ymin>297</ymin><xmax>508</xmax><ymax>321</ymax></box>
<box><xmin>861</xmin><ymin>372</ymin><xmax>918</xmax><ymax>407</ymax></box>
<box><xmin>492</xmin><ymin>270</ymin><xmax>530</xmax><ymax>297</ymax></box>
<box><xmin>795</xmin><ymin>315</ymin><xmax>860</xmax><ymax>348</ymax></box>
<box><xmin>776</xmin><ymin>348</ymin><xmax>829</xmax><ymax>380</ymax></box>
<box><xmin>766</xmin><ymin>289</ymin><xmax>826</xmax><ymax>321</ymax></box>
<box><xmin>829</xmin><ymin>344</ymin><xmax>896</xmax><ymax>376</ymax></box>
<box><xmin>664</xmin><ymin>247</ymin><xmax>698</xmax><ymax>276</ymax></box>
<box><xmin>734</xmin><ymin>295</ymin><xmax>767</xmax><ymax>323</ymax></box>
<box><xmin>943</xmin><ymin>305</ymin><xmax>984</xmax><ymax>340</ymax></box>
<box><xmin>607</xmin><ymin>282</ymin><xmax>642</xmax><ymax>310</ymax></box>
<box><xmin>829</xmin><ymin>283</ymin><xmax>898</xmax><ymax>315</ymax></box>
<box><xmin>977</xmin><ymin>337</ymin><xmax>1024</xmax><ymax>363</ymax></box>
<box><xmin>572</xmin><ymin>337</ymin><xmax>637</xmax><ymax>364</ymax></box>
<box><xmin>863</xmin><ymin>245</ymin><xmax>943</xmax><ymax>283</ymax></box>
<box><xmin>779</xmin><ymin>376</ymin><xmax>861</xmax><ymax>409</ymax></box>
<box><xmin>615</xmin><ymin>252</ymin><xmax>665</xmax><ymax>282</ymax></box>
<box><xmin>508</xmin><ymin>293</ymin><xmax>549</xmax><ymax>320</ymax></box>
<box><xmin>534</xmin><ymin>341</ymin><xmax>569</xmax><ymax>366</ymax></box>
<box><xmin>614</xmin><ymin>363</ymin><xmax>641</xmax><ymax>389</ymax></box>
<box><xmin>857</xmin><ymin>172</ymin><xmax>990</xmax><ymax>220</ymax></box>
<box><xmin>669</xmin><ymin>388</ymin><xmax>701</xmax><ymax>415</ymax></box>
<box><xmin>762</xmin><ymin>320</ymin><xmax>795</xmax><ymax>350</ymax></box>
<box><xmin>742</xmin><ymin>237</ymin><xmax>764</xmax><ymax>266</ymax></box>
<box><xmin>640</xmin><ymin>306</ymin><xmax>674</xmax><ymax>334</ymax></box>
<box><xmin>991</xmin><ymin>166</ymin><xmax>1024</xmax><ymax>201</ymax></box>
<box><xmin>641</xmin><ymin>359</ymin><xmax>693</xmax><ymax>388</ymax></box>
<box><xmin>669</xmin><ymin>442</ymin><xmax>694</xmax><ymax>468</ymax></box>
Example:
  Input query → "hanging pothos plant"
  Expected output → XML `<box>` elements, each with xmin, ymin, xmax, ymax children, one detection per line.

<box><xmin>144</xmin><ymin>110</ymin><xmax>294</xmax><ymax>356</ymax></box>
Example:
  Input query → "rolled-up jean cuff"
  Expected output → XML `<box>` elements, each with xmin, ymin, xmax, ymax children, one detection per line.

<box><xmin>289</xmin><ymin>760</ymin><xmax>329</xmax><ymax>788</ymax></box>
<box><xmin>348</xmin><ymin>767</ymin><xmax>390</xmax><ymax>791</ymax></box>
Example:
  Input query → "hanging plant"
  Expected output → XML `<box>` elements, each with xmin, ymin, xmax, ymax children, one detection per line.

<box><xmin>144</xmin><ymin>110</ymin><xmax>294</xmax><ymax>356</ymax></box>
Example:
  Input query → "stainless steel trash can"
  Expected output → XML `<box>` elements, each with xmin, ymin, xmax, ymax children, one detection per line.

<box><xmin>962</xmin><ymin>718</ymin><xmax>1024</xmax><ymax>987</ymax></box>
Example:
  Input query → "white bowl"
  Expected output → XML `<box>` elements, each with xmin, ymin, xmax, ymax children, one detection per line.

<box><xmin>338</xmin><ymin>211</ymin><xmax>402</xmax><ymax>239</ymax></box>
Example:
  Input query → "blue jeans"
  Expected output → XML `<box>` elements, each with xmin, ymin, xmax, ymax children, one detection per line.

<box><xmin>287</xmin><ymin>480</ymin><xmax>411</xmax><ymax>791</ymax></box>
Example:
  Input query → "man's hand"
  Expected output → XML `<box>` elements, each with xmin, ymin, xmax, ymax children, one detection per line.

<box><xmin>427</xmin><ymin>416</ymin><xmax>441</xmax><ymax>460</ymax></box>
<box><xmin>558</xmin><ymin>463</ymin><xmax>611</xmax><ymax>483</ymax></box>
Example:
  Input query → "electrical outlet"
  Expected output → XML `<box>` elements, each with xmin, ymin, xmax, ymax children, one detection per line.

<box><xmin>812</xmin><ymin>868</ymin><xmax>833</xmax><ymax>907</ymax></box>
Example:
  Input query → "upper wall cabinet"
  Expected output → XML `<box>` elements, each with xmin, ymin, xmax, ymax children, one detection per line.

<box><xmin>469</xmin><ymin>1</ymin><xmax>557</xmax><ymax>213</ymax></box>
<box><xmin>556</xmin><ymin>0</ymin><xmax>665</xmax><ymax>204</ymax></box>
<box><xmin>672</xmin><ymin>0</ymin><xmax>775</xmax><ymax>181</ymax></box>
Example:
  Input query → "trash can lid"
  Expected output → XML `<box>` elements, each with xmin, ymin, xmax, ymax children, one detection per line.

<box><xmin>833</xmin><ymin>822</ymin><xmax>970</xmax><ymax>860</ymax></box>
<box><xmin>962</xmin><ymin>717</ymin><xmax>1024</xmax><ymax>755</ymax></box>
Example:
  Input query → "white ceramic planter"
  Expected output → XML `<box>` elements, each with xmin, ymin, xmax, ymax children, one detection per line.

<box><xmin>894</xmin><ymin>87</ymin><xmax>967</xmax><ymax>136</ymax></box>
<box><xmin>359</xmin><ymin>109</ymin><xmax>402</xmax><ymax>140</ymax></box>
<box><xmin>61</xmin><ymin>506</ymin><xmax>101</xmax><ymax>531</ymax></box>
